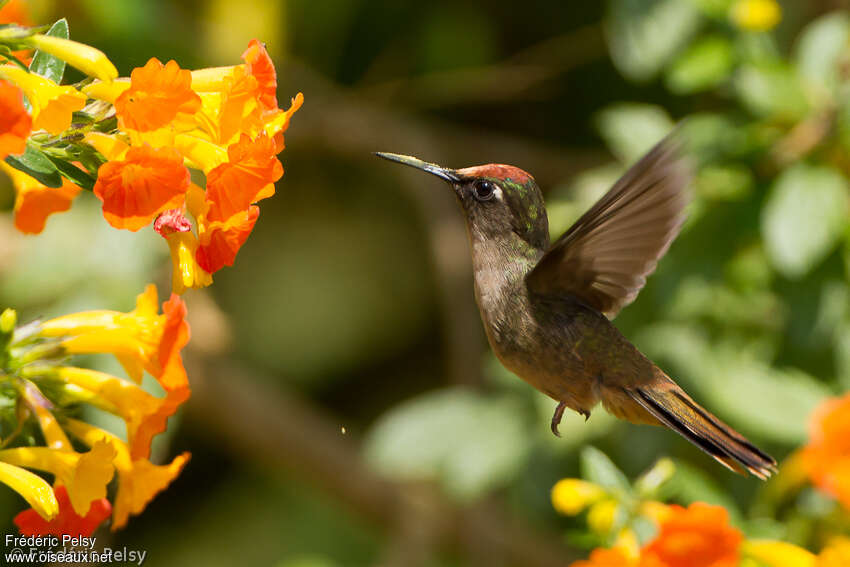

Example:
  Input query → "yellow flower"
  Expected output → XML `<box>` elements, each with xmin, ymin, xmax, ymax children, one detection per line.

<box><xmin>38</xmin><ymin>284</ymin><xmax>190</xmax><ymax>392</ymax></box>
<box><xmin>64</xmin><ymin>419</ymin><xmax>189</xmax><ymax>531</ymax></box>
<box><xmin>741</xmin><ymin>540</ymin><xmax>816</xmax><ymax>567</ymax></box>
<box><xmin>82</xmin><ymin>78</ymin><xmax>130</xmax><ymax>103</ymax></box>
<box><xmin>0</xmin><ymin>441</ymin><xmax>115</xmax><ymax>516</ymax></box>
<box><xmin>551</xmin><ymin>478</ymin><xmax>606</xmax><ymax>515</ymax></box>
<box><xmin>47</xmin><ymin>366</ymin><xmax>189</xmax><ymax>461</ymax></box>
<box><xmin>0</xmin><ymin>66</ymin><xmax>86</xmax><ymax>134</ymax></box>
<box><xmin>165</xmin><ymin>231</ymin><xmax>214</xmax><ymax>294</ymax></box>
<box><xmin>0</xmin><ymin>461</ymin><xmax>58</xmax><ymax>521</ymax></box>
<box><xmin>730</xmin><ymin>0</ymin><xmax>781</xmax><ymax>32</ymax></box>
<box><xmin>190</xmin><ymin>65</ymin><xmax>240</xmax><ymax>92</ymax></box>
<box><xmin>27</xmin><ymin>34</ymin><xmax>118</xmax><ymax>81</ymax></box>
<box><xmin>19</xmin><ymin>380</ymin><xmax>71</xmax><ymax>451</ymax></box>
<box><xmin>587</xmin><ymin>499</ymin><xmax>619</xmax><ymax>534</ymax></box>
<box><xmin>83</xmin><ymin>131</ymin><xmax>129</xmax><ymax>161</ymax></box>
<box><xmin>174</xmin><ymin>133</ymin><xmax>228</xmax><ymax>173</ymax></box>
<box><xmin>818</xmin><ymin>538</ymin><xmax>850</xmax><ymax>567</ymax></box>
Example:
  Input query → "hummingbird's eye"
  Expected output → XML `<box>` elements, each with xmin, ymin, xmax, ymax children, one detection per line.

<box><xmin>473</xmin><ymin>180</ymin><xmax>496</xmax><ymax>201</ymax></box>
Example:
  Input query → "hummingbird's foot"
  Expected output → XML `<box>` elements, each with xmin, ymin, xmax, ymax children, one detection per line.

<box><xmin>551</xmin><ymin>401</ymin><xmax>567</xmax><ymax>437</ymax></box>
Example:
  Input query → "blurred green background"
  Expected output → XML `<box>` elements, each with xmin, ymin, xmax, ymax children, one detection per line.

<box><xmin>2</xmin><ymin>0</ymin><xmax>850</xmax><ymax>565</ymax></box>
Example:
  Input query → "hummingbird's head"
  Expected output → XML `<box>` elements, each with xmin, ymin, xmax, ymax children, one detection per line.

<box><xmin>376</xmin><ymin>153</ymin><xmax>549</xmax><ymax>250</ymax></box>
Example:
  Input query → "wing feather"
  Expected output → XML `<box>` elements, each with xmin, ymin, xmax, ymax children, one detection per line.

<box><xmin>526</xmin><ymin>134</ymin><xmax>692</xmax><ymax>318</ymax></box>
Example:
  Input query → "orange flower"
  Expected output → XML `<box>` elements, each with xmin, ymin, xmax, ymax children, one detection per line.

<box><xmin>14</xmin><ymin>485</ymin><xmax>110</xmax><ymax>537</ymax></box>
<box><xmin>93</xmin><ymin>144</ymin><xmax>190</xmax><ymax>231</ymax></box>
<box><xmin>642</xmin><ymin>503</ymin><xmax>742</xmax><ymax>567</ymax></box>
<box><xmin>801</xmin><ymin>393</ymin><xmax>850</xmax><ymax>510</ymax></box>
<box><xmin>204</xmin><ymin>133</ymin><xmax>282</xmax><ymax>222</ymax></box>
<box><xmin>0</xmin><ymin>0</ymin><xmax>30</xmax><ymax>25</ymax></box>
<box><xmin>0</xmin><ymin>81</ymin><xmax>31</xmax><ymax>159</ymax></box>
<box><xmin>53</xmin><ymin>366</ymin><xmax>189</xmax><ymax>461</ymax></box>
<box><xmin>115</xmin><ymin>58</ymin><xmax>201</xmax><ymax>132</ymax></box>
<box><xmin>196</xmin><ymin>205</ymin><xmax>259</xmax><ymax>273</ymax></box>
<box><xmin>1</xmin><ymin>163</ymin><xmax>81</xmax><ymax>234</ymax></box>
<box><xmin>242</xmin><ymin>39</ymin><xmax>277</xmax><ymax>110</ymax></box>
<box><xmin>571</xmin><ymin>549</ymin><xmax>637</xmax><ymax>567</ymax></box>
<box><xmin>39</xmin><ymin>285</ymin><xmax>190</xmax><ymax>392</ymax></box>
<box><xmin>64</xmin><ymin>420</ymin><xmax>189</xmax><ymax>531</ymax></box>
<box><xmin>0</xmin><ymin>0</ymin><xmax>33</xmax><ymax>64</ymax></box>
<box><xmin>818</xmin><ymin>538</ymin><xmax>850</xmax><ymax>567</ymax></box>
<box><xmin>215</xmin><ymin>66</ymin><xmax>263</xmax><ymax>146</ymax></box>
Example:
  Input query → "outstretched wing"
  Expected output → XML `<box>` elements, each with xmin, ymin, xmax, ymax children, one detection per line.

<box><xmin>526</xmin><ymin>134</ymin><xmax>692</xmax><ymax>318</ymax></box>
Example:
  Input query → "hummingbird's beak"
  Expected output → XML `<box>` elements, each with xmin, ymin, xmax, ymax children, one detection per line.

<box><xmin>374</xmin><ymin>152</ymin><xmax>461</xmax><ymax>183</ymax></box>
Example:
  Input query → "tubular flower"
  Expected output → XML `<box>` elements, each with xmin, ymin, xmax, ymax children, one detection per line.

<box><xmin>15</xmin><ymin>485</ymin><xmax>111</xmax><ymax>537</ymax></box>
<box><xmin>38</xmin><ymin>284</ymin><xmax>191</xmax><ymax>391</ymax></box>
<box><xmin>115</xmin><ymin>58</ymin><xmax>201</xmax><ymax>132</ymax></box>
<box><xmin>0</xmin><ymin>80</ymin><xmax>31</xmax><ymax>158</ymax></box>
<box><xmin>0</xmin><ymin>461</ymin><xmax>58</xmax><ymax>522</ymax></box>
<box><xmin>204</xmin><ymin>133</ymin><xmax>282</xmax><ymax>221</ymax></box>
<box><xmin>0</xmin><ymin>442</ymin><xmax>116</xmax><ymax>516</ymax></box>
<box><xmin>0</xmin><ymin>0</ymin><xmax>33</xmax><ymax>64</ymax></box>
<box><xmin>93</xmin><ymin>144</ymin><xmax>191</xmax><ymax>231</ymax></box>
<box><xmin>27</xmin><ymin>34</ymin><xmax>118</xmax><ymax>82</ymax></box>
<box><xmin>1</xmin><ymin>162</ymin><xmax>81</xmax><ymax>234</ymax></box>
<box><xmin>46</xmin><ymin>367</ymin><xmax>189</xmax><ymax>461</ymax></box>
<box><xmin>741</xmin><ymin>540</ymin><xmax>815</xmax><ymax>567</ymax></box>
<box><xmin>0</xmin><ymin>66</ymin><xmax>86</xmax><ymax>135</ymax></box>
<box><xmin>76</xmin><ymin>39</ymin><xmax>301</xmax><ymax>293</ymax></box>
<box><xmin>155</xmin><ymin>207</ymin><xmax>213</xmax><ymax>294</ymax></box>
<box><xmin>801</xmin><ymin>393</ymin><xmax>850</xmax><ymax>511</ymax></box>
<box><xmin>641</xmin><ymin>502</ymin><xmax>742</xmax><ymax>567</ymax></box>
<box><xmin>196</xmin><ymin>205</ymin><xmax>260</xmax><ymax>273</ymax></box>
<box><xmin>241</xmin><ymin>39</ymin><xmax>277</xmax><ymax>110</ymax></box>
<box><xmin>65</xmin><ymin>419</ymin><xmax>189</xmax><ymax>531</ymax></box>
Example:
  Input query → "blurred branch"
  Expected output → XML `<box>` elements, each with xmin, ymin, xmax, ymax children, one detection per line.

<box><xmin>358</xmin><ymin>24</ymin><xmax>607</xmax><ymax>108</ymax></box>
<box><xmin>187</xmin><ymin>354</ymin><xmax>578</xmax><ymax>567</ymax></box>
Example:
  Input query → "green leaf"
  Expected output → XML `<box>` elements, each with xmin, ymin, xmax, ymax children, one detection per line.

<box><xmin>762</xmin><ymin>164</ymin><xmax>849</xmax><ymax>278</ymax></box>
<box><xmin>596</xmin><ymin>103</ymin><xmax>674</xmax><ymax>163</ymax></box>
<box><xmin>46</xmin><ymin>155</ymin><xmax>95</xmax><ymax>190</ymax></box>
<box><xmin>607</xmin><ymin>0</ymin><xmax>701</xmax><ymax>82</ymax></box>
<box><xmin>695</xmin><ymin>164</ymin><xmax>754</xmax><ymax>201</ymax></box>
<box><xmin>665</xmin><ymin>36</ymin><xmax>734</xmax><ymax>94</ymax></box>
<box><xmin>735</xmin><ymin>63</ymin><xmax>810</xmax><ymax>120</ymax></box>
<box><xmin>4</xmin><ymin>143</ymin><xmax>62</xmax><ymax>188</ymax></box>
<box><xmin>794</xmin><ymin>11</ymin><xmax>850</xmax><ymax>95</ymax></box>
<box><xmin>28</xmin><ymin>19</ymin><xmax>68</xmax><ymax>83</ymax></box>
<box><xmin>363</xmin><ymin>388</ymin><xmax>531</xmax><ymax>500</ymax></box>
<box><xmin>698</xmin><ymin>346</ymin><xmax>831</xmax><ymax>444</ymax></box>
<box><xmin>580</xmin><ymin>446</ymin><xmax>630</xmax><ymax>495</ymax></box>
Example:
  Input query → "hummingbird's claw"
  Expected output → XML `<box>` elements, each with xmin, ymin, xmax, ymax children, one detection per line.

<box><xmin>551</xmin><ymin>401</ymin><xmax>567</xmax><ymax>437</ymax></box>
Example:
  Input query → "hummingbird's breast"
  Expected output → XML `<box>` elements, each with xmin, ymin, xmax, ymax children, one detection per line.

<box><xmin>470</xmin><ymin>242</ymin><xmax>594</xmax><ymax>408</ymax></box>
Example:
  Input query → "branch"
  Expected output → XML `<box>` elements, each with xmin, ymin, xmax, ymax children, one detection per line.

<box><xmin>186</xmin><ymin>354</ymin><xmax>578</xmax><ymax>567</ymax></box>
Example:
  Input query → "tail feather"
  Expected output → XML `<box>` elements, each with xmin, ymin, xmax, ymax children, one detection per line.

<box><xmin>628</xmin><ymin>385</ymin><xmax>777</xmax><ymax>480</ymax></box>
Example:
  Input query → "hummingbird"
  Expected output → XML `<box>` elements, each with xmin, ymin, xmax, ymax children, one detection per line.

<box><xmin>376</xmin><ymin>135</ymin><xmax>777</xmax><ymax>479</ymax></box>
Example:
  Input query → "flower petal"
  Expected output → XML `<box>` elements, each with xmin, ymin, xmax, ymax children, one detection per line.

<box><xmin>15</xmin><ymin>485</ymin><xmax>111</xmax><ymax>537</ymax></box>
<box><xmin>0</xmin><ymin>80</ymin><xmax>31</xmax><ymax>158</ymax></box>
<box><xmin>1</xmin><ymin>162</ymin><xmax>81</xmax><ymax>234</ymax></box>
<box><xmin>115</xmin><ymin>58</ymin><xmax>201</xmax><ymax>132</ymax></box>
<box><xmin>0</xmin><ymin>461</ymin><xmax>58</xmax><ymax>521</ymax></box>
<box><xmin>205</xmin><ymin>133</ymin><xmax>281</xmax><ymax>222</ymax></box>
<box><xmin>93</xmin><ymin>145</ymin><xmax>190</xmax><ymax>231</ymax></box>
<box><xmin>196</xmin><ymin>205</ymin><xmax>259</xmax><ymax>273</ymax></box>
